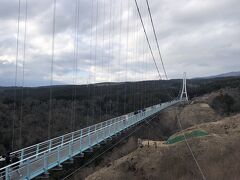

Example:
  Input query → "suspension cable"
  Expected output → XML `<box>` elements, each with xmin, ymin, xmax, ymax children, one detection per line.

<box><xmin>132</xmin><ymin>3</ymin><xmax>137</xmax><ymax>111</ymax></box>
<box><xmin>141</xmin><ymin>11</ymin><xmax>145</xmax><ymax>109</ymax></box>
<box><xmin>19</xmin><ymin>0</ymin><xmax>28</xmax><ymax>149</ymax></box>
<box><xmin>116</xmin><ymin>0</ymin><xmax>123</xmax><ymax>116</ymax></box>
<box><xmin>145</xmin><ymin>0</ymin><xmax>168</xmax><ymax>80</ymax></box>
<box><xmin>75</xmin><ymin>0</ymin><xmax>80</xmax><ymax>130</ymax></box>
<box><xmin>71</xmin><ymin>0</ymin><xmax>77</xmax><ymax>132</ymax></box>
<box><xmin>87</xmin><ymin>0</ymin><xmax>94</xmax><ymax>126</ymax></box>
<box><xmin>176</xmin><ymin>112</ymin><xmax>207</xmax><ymax>180</ymax></box>
<box><xmin>134</xmin><ymin>0</ymin><xmax>162</xmax><ymax>80</ymax></box>
<box><xmin>48</xmin><ymin>0</ymin><xmax>56</xmax><ymax>139</ymax></box>
<box><xmin>106</xmin><ymin>0</ymin><xmax>113</xmax><ymax>117</ymax></box>
<box><xmin>12</xmin><ymin>0</ymin><xmax>21</xmax><ymax>151</ymax></box>
<box><xmin>144</xmin><ymin>0</ymin><xmax>176</xmax><ymax>100</ymax></box>
<box><xmin>71</xmin><ymin>0</ymin><xmax>80</xmax><ymax>132</ymax></box>
<box><xmin>110</xmin><ymin>0</ymin><xmax>115</xmax><ymax>115</ymax></box>
<box><xmin>100</xmin><ymin>0</ymin><xmax>106</xmax><ymax>122</ymax></box>
<box><xmin>124</xmin><ymin>0</ymin><xmax>130</xmax><ymax>114</ymax></box>
<box><xmin>92</xmin><ymin>0</ymin><xmax>99</xmax><ymax>124</ymax></box>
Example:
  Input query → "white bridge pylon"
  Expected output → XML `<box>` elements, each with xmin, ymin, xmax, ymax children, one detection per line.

<box><xmin>180</xmin><ymin>72</ymin><xmax>188</xmax><ymax>101</ymax></box>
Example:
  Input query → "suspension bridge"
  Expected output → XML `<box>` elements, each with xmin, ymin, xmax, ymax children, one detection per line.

<box><xmin>0</xmin><ymin>0</ymin><xmax>190</xmax><ymax>179</ymax></box>
<box><xmin>0</xmin><ymin>83</ymin><xmax>188</xmax><ymax>180</ymax></box>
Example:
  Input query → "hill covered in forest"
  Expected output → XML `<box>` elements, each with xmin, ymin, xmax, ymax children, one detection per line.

<box><xmin>0</xmin><ymin>77</ymin><xmax>239</xmax><ymax>154</ymax></box>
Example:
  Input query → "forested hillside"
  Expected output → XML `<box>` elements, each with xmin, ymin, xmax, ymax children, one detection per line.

<box><xmin>0</xmin><ymin>77</ymin><xmax>239</xmax><ymax>154</ymax></box>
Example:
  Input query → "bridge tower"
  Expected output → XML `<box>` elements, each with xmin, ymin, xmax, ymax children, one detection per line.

<box><xmin>180</xmin><ymin>72</ymin><xmax>188</xmax><ymax>101</ymax></box>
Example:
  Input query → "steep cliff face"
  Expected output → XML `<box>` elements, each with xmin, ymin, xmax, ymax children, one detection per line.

<box><xmin>85</xmin><ymin>114</ymin><xmax>240</xmax><ymax>180</ymax></box>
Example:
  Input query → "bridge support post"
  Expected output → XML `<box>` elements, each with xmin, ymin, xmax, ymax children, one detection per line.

<box><xmin>75</xmin><ymin>153</ymin><xmax>84</xmax><ymax>158</ymax></box>
<box><xmin>85</xmin><ymin>148</ymin><xmax>93</xmax><ymax>153</ymax></box>
<box><xmin>36</xmin><ymin>172</ymin><xmax>49</xmax><ymax>179</ymax></box>
<box><xmin>63</xmin><ymin>158</ymin><xmax>74</xmax><ymax>164</ymax></box>
<box><xmin>52</xmin><ymin>165</ymin><xmax>63</xmax><ymax>171</ymax></box>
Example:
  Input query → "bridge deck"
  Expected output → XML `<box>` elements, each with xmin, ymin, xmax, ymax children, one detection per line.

<box><xmin>0</xmin><ymin>100</ymin><xmax>180</xmax><ymax>180</ymax></box>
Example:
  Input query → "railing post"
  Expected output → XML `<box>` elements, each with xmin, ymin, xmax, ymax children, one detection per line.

<box><xmin>49</xmin><ymin>140</ymin><xmax>52</xmax><ymax>152</ymax></box>
<box><xmin>71</xmin><ymin>132</ymin><xmax>74</xmax><ymax>142</ymax></box>
<box><xmin>20</xmin><ymin>149</ymin><xmax>24</xmax><ymax>164</ymax></box>
<box><xmin>103</xmin><ymin>122</ymin><xmax>106</xmax><ymax>138</ymax></box>
<box><xmin>108</xmin><ymin>120</ymin><xmax>111</xmax><ymax>136</ymax></box>
<box><xmin>68</xmin><ymin>141</ymin><xmax>73</xmax><ymax>158</ymax></box>
<box><xmin>61</xmin><ymin>136</ymin><xmax>64</xmax><ymax>147</ymax></box>
<box><xmin>88</xmin><ymin>127</ymin><xmax>91</xmax><ymax>147</ymax></box>
<box><xmin>100</xmin><ymin>122</ymin><xmax>103</xmax><ymax>141</ymax></box>
<box><xmin>79</xmin><ymin>129</ymin><xmax>82</xmax><ymax>151</ymax></box>
<box><xmin>114</xmin><ymin>119</ymin><xmax>117</xmax><ymax>133</ymax></box>
<box><xmin>116</xmin><ymin>118</ymin><xmax>119</xmax><ymax>132</ymax></box>
<box><xmin>95</xmin><ymin>124</ymin><xmax>98</xmax><ymax>143</ymax></box>
<box><xmin>36</xmin><ymin>144</ymin><xmax>39</xmax><ymax>158</ymax></box>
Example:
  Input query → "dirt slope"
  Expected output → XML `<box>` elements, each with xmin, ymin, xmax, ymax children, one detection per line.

<box><xmin>69</xmin><ymin>101</ymin><xmax>220</xmax><ymax>179</ymax></box>
<box><xmin>86</xmin><ymin>114</ymin><xmax>240</xmax><ymax>180</ymax></box>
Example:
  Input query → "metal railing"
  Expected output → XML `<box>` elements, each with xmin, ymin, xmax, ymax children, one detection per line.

<box><xmin>0</xmin><ymin>100</ymin><xmax>180</xmax><ymax>180</ymax></box>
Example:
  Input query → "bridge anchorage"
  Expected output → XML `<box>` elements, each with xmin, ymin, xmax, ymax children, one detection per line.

<box><xmin>0</xmin><ymin>75</ymin><xmax>188</xmax><ymax>180</ymax></box>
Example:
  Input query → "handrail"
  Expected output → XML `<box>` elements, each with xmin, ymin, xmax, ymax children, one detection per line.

<box><xmin>0</xmin><ymin>107</ymin><xmax>153</xmax><ymax>172</ymax></box>
<box><xmin>10</xmin><ymin>110</ymin><xmax>134</xmax><ymax>157</ymax></box>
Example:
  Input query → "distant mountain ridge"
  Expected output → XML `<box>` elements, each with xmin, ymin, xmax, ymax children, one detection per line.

<box><xmin>195</xmin><ymin>71</ymin><xmax>240</xmax><ymax>79</ymax></box>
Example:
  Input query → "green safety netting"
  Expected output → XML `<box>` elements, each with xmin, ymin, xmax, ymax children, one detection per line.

<box><xmin>166</xmin><ymin>129</ymin><xmax>208</xmax><ymax>144</ymax></box>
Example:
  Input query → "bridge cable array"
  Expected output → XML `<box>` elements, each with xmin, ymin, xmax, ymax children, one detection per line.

<box><xmin>145</xmin><ymin>0</ymin><xmax>168</xmax><ymax>80</ymax></box>
<box><xmin>134</xmin><ymin>0</ymin><xmax>162</xmax><ymax>80</ymax></box>
<box><xmin>12</xmin><ymin>0</ymin><xmax>28</xmax><ymax>151</ymax></box>
<box><xmin>135</xmin><ymin>0</ymin><xmax>173</xmax><ymax>103</ymax></box>
<box><xmin>71</xmin><ymin>0</ymin><xmax>81</xmax><ymax>132</ymax></box>
<box><xmin>135</xmin><ymin>0</ymin><xmax>177</xmax><ymax>101</ymax></box>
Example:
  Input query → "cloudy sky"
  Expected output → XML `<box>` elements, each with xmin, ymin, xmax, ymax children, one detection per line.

<box><xmin>0</xmin><ymin>0</ymin><xmax>239</xmax><ymax>86</ymax></box>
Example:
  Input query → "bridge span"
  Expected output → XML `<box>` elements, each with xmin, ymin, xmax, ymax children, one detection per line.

<box><xmin>0</xmin><ymin>99</ymin><xmax>183</xmax><ymax>180</ymax></box>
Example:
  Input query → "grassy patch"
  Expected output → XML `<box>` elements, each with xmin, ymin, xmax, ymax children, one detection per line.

<box><xmin>166</xmin><ymin>129</ymin><xmax>208</xmax><ymax>144</ymax></box>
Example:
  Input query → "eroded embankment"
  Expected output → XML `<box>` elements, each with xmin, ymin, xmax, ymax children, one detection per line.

<box><xmin>62</xmin><ymin>101</ymin><xmax>220</xmax><ymax>180</ymax></box>
<box><xmin>86</xmin><ymin>114</ymin><xmax>240</xmax><ymax>180</ymax></box>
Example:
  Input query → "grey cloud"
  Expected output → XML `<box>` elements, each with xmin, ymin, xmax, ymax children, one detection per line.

<box><xmin>0</xmin><ymin>0</ymin><xmax>239</xmax><ymax>86</ymax></box>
